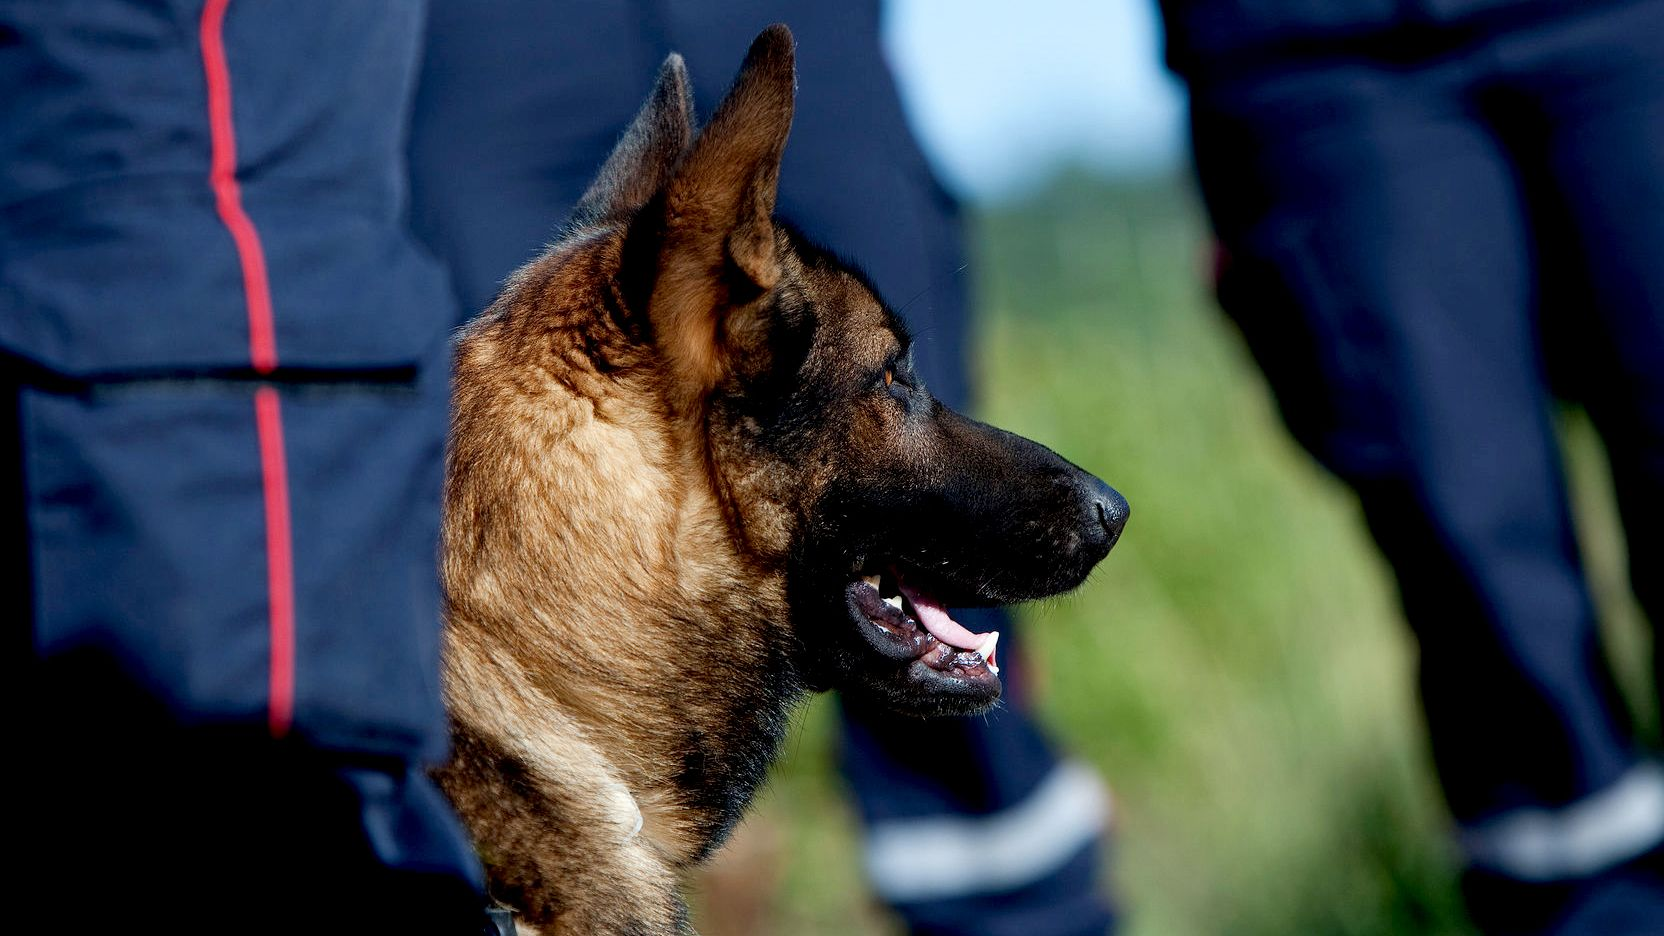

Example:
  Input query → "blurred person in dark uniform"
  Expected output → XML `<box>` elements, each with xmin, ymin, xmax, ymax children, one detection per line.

<box><xmin>408</xmin><ymin>3</ymin><xmax>1116</xmax><ymax>934</ymax></box>
<box><xmin>5</xmin><ymin>0</ymin><xmax>485</xmax><ymax>929</ymax></box>
<box><xmin>1157</xmin><ymin>0</ymin><xmax>1664</xmax><ymax>932</ymax></box>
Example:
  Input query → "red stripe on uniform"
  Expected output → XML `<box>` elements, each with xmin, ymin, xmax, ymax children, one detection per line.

<box><xmin>200</xmin><ymin>0</ymin><xmax>276</xmax><ymax>373</ymax></box>
<box><xmin>255</xmin><ymin>386</ymin><xmax>296</xmax><ymax>737</ymax></box>
<box><xmin>200</xmin><ymin>0</ymin><xmax>296</xmax><ymax>737</ymax></box>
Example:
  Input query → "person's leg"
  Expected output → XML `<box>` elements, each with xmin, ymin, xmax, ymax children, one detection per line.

<box><xmin>1503</xmin><ymin>0</ymin><xmax>1664</xmax><ymax>704</ymax></box>
<box><xmin>837</xmin><ymin>668</ymin><xmax>1114</xmax><ymax>936</ymax></box>
<box><xmin>4</xmin><ymin>0</ymin><xmax>479</xmax><ymax>924</ymax></box>
<box><xmin>1191</xmin><ymin>44</ymin><xmax>1654</xmax><ymax>933</ymax></box>
<box><xmin>1452</xmin><ymin>8</ymin><xmax>1664</xmax><ymax>928</ymax></box>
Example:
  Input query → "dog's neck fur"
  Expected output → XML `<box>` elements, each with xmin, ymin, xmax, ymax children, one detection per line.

<box><xmin>441</xmin><ymin>225</ymin><xmax>804</xmax><ymax>872</ymax></box>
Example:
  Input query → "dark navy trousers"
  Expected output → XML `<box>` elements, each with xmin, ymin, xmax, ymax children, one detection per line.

<box><xmin>1182</xmin><ymin>0</ymin><xmax>1664</xmax><ymax>930</ymax></box>
<box><xmin>5</xmin><ymin>0</ymin><xmax>480</xmax><ymax>926</ymax></box>
<box><xmin>408</xmin><ymin>3</ymin><xmax>1113</xmax><ymax>934</ymax></box>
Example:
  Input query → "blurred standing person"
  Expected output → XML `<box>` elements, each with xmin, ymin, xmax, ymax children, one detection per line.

<box><xmin>5</xmin><ymin>1</ymin><xmax>484</xmax><ymax>928</ymax></box>
<box><xmin>1158</xmin><ymin>0</ymin><xmax>1664</xmax><ymax>932</ymax></box>
<box><xmin>408</xmin><ymin>3</ymin><xmax>1116</xmax><ymax>934</ymax></box>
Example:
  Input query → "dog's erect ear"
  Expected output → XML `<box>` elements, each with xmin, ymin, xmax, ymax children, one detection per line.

<box><xmin>650</xmin><ymin>25</ymin><xmax>795</xmax><ymax>399</ymax></box>
<box><xmin>573</xmin><ymin>54</ymin><xmax>695</xmax><ymax>225</ymax></box>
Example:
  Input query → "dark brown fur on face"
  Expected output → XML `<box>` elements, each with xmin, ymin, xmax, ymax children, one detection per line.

<box><xmin>438</xmin><ymin>26</ymin><xmax>1127</xmax><ymax>935</ymax></box>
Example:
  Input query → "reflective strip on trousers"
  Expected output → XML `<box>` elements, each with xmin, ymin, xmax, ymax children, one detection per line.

<box><xmin>1461</xmin><ymin>762</ymin><xmax>1664</xmax><ymax>881</ymax></box>
<box><xmin>863</xmin><ymin>761</ymin><xmax>1110</xmax><ymax>903</ymax></box>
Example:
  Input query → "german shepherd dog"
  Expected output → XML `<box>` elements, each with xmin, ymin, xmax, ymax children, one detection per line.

<box><xmin>438</xmin><ymin>26</ymin><xmax>1128</xmax><ymax>935</ymax></box>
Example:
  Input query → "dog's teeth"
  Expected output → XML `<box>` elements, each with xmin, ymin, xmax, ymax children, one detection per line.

<box><xmin>883</xmin><ymin>594</ymin><xmax>904</xmax><ymax>611</ymax></box>
<box><xmin>977</xmin><ymin>632</ymin><xmax>1000</xmax><ymax>674</ymax></box>
<box><xmin>976</xmin><ymin>632</ymin><xmax>999</xmax><ymax>659</ymax></box>
<box><xmin>862</xmin><ymin>574</ymin><xmax>882</xmax><ymax>590</ymax></box>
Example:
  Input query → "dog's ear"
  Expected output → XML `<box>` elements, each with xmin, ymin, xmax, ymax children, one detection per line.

<box><xmin>573</xmin><ymin>54</ymin><xmax>696</xmax><ymax>225</ymax></box>
<box><xmin>649</xmin><ymin>24</ymin><xmax>795</xmax><ymax>402</ymax></box>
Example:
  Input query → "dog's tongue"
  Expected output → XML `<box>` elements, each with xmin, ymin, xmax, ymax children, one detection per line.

<box><xmin>898</xmin><ymin>583</ymin><xmax>988</xmax><ymax>651</ymax></box>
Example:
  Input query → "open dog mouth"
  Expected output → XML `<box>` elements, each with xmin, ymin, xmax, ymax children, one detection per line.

<box><xmin>846</xmin><ymin>567</ymin><xmax>1002</xmax><ymax>687</ymax></box>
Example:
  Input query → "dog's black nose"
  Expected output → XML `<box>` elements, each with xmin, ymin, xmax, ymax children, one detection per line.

<box><xmin>1082</xmin><ymin>476</ymin><xmax>1129</xmax><ymax>553</ymax></box>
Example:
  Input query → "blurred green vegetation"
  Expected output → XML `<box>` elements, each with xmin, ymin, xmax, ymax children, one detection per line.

<box><xmin>692</xmin><ymin>171</ymin><xmax>1647</xmax><ymax>935</ymax></box>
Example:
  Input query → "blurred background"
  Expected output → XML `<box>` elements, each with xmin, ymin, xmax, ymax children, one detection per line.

<box><xmin>690</xmin><ymin>1</ymin><xmax>1654</xmax><ymax>933</ymax></box>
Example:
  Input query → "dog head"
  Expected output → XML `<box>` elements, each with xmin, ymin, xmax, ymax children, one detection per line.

<box><xmin>573</xmin><ymin>26</ymin><xmax>1127</xmax><ymax>716</ymax></box>
<box><xmin>459</xmin><ymin>26</ymin><xmax>1126</xmax><ymax>723</ymax></box>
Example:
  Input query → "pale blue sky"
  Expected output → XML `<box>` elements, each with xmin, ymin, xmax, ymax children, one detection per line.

<box><xmin>883</xmin><ymin>0</ymin><xmax>1187</xmax><ymax>200</ymax></box>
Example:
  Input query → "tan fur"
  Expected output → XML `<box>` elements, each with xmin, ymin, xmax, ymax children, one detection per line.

<box><xmin>438</xmin><ymin>29</ymin><xmax>810</xmax><ymax>934</ymax></box>
<box><xmin>441</xmin><ymin>223</ymin><xmax>799</xmax><ymax>932</ymax></box>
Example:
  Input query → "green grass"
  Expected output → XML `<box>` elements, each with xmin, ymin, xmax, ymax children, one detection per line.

<box><xmin>693</xmin><ymin>171</ymin><xmax>1647</xmax><ymax>935</ymax></box>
